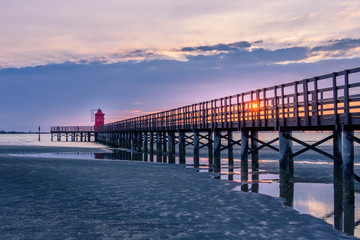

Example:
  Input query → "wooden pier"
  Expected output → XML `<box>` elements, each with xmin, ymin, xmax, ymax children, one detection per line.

<box><xmin>50</xmin><ymin>126</ymin><xmax>96</xmax><ymax>142</ymax></box>
<box><xmin>96</xmin><ymin>67</ymin><xmax>360</xmax><ymax>235</ymax></box>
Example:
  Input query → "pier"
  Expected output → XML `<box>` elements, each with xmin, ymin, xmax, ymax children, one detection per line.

<box><xmin>96</xmin><ymin>67</ymin><xmax>360</xmax><ymax>235</ymax></box>
<box><xmin>50</xmin><ymin>126</ymin><xmax>96</xmax><ymax>142</ymax></box>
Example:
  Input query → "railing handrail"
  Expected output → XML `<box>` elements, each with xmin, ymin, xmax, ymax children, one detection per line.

<box><xmin>50</xmin><ymin>126</ymin><xmax>94</xmax><ymax>132</ymax></box>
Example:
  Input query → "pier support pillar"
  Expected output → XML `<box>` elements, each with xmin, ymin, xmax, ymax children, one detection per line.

<box><xmin>127</xmin><ymin>132</ymin><xmax>132</xmax><ymax>149</ymax></box>
<box><xmin>279</xmin><ymin>130</ymin><xmax>294</xmax><ymax>206</ymax></box>
<box><xmin>132</xmin><ymin>132</ymin><xmax>137</xmax><ymax>150</ymax></box>
<box><xmin>168</xmin><ymin>132</ymin><xmax>175</xmax><ymax>164</ymax></box>
<box><xmin>143</xmin><ymin>132</ymin><xmax>148</xmax><ymax>152</ymax></box>
<box><xmin>149</xmin><ymin>132</ymin><xmax>154</xmax><ymax>154</ymax></box>
<box><xmin>241</xmin><ymin>130</ymin><xmax>249</xmax><ymax>191</ymax></box>
<box><xmin>333</xmin><ymin>130</ymin><xmax>343</xmax><ymax>231</ymax></box>
<box><xmin>194</xmin><ymin>131</ymin><xmax>200</xmax><ymax>167</ymax></box>
<box><xmin>66</xmin><ymin>133</ymin><xmax>68</xmax><ymax>141</ymax></box>
<box><xmin>120</xmin><ymin>132</ymin><xmax>123</xmax><ymax>147</ymax></box>
<box><xmin>179</xmin><ymin>131</ymin><xmax>186</xmax><ymax>164</ymax></box>
<box><xmin>279</xmin><ymin>130</ymin><xmax>294</xmax><ymax>185</ymax></box>
<box><xmin>124</xmin><ymin>132</ymin><xmax>128</xmax><ymax>148</ymax></box>
<box><xmin>208</xmin><ymin>131</ymin><xmax>214</xmax><ymax>171</ymax></box>
<box><xmin>251</xmin><ymin>131</ymin><xmax>259</xmax><ymax>172</ymax></box>
<box><xmin>162</xmin><ymin>132</ymin><xmax>167</xmax><ymax>162</ymax></box>
<box><xmin>137</xmin><ymin>132</ymin><xmax>142</xmax><ymax>152</ymax></box>
<box><xmin>251</xmin><ymin>131</ymin><xmax>259</xmax><ymax>192</ymax></box>
<box><xmin>156</xmin><ymin>132</ymin><xmax>162</xmax><ymax>162</ymax></box>
<box><xmin>214</xmin><ymin>130</ymin><xmax>221</xmax><ymax>172</ymax></box>
<box><xmin>57</xmin><ymin>133</ymin><xmax>61</xmax><ymax>141</ymax></box>
<box><xmin>342</xmin><ymin>129</ymin><xmax>355</xmax><ymax>235</ymax></box>
<box><xmin>227</xmin><ymin>131</ymin><xmax>234</xmax><ymax>168</ymax></box>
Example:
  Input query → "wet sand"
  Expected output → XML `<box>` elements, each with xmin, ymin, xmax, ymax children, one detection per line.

<box><xmin>0</xmin><ymin>145</ymin><xmax>356</xmax><ymax>239</ymax></box>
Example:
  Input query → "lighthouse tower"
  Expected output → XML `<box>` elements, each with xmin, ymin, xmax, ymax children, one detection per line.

<box><xmin>94</xmin><ymin>108</ymin><xmax>105</xmax><ymax>132</ymax></box>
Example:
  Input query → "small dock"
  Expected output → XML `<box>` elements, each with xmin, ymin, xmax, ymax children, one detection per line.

<box><xmin>50</xmin><ymin>126</ymin><xmax>96</xmax><ymax>142</ymax></box>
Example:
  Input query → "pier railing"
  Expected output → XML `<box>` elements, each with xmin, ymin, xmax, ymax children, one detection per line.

<box><xmin>99</xmin><ymin>67</ymin><xmax>360</xmax><ymax>132</ymax></box>
<box><xmin>50</xmin><ymin>126</ymin><xmax>94</xmax><ymax>133</ymax></box>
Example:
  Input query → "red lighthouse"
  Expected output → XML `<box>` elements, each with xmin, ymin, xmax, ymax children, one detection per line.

<box><xmin>94</xmin><ymin>108</ymin><xmax>105</xmax><ymax>132</ymax></box>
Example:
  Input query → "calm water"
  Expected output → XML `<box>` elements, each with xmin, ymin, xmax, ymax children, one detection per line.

<box><xmin>3</xmin><ymin>132</ymin><xmax>360</xmax><ymax>237</ymax></box>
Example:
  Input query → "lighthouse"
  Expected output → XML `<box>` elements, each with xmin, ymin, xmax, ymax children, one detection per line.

<box><xmin>94</xmin><ymin>108</ymin><xmax>105</xmax><ymax>131</ymax></box>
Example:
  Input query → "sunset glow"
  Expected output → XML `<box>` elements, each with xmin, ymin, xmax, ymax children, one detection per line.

<box><xmin>0</xmin><ymin>0</ymin><xmax>359</xmax><ymax>131</ymax></box>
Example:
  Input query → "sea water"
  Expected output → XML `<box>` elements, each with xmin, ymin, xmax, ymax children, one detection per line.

<box><xmin>2</xmin><ymin>132</ymin><xmax>360</xmax><ymax>237</ymax></box>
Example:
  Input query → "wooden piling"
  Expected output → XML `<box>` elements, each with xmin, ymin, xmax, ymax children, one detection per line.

<box><xmin>241</xmin><ymin>130</ymin><xmax>249</xmax><ymax>184</ymax></box>
<box><xmin>227</xmin><ymin>131</ymin><xmax>234</xmax><ymax>167</ymax></box>
<box><xmin>251</xmin><ymin>131</ymin><xmax>259</xmax><ymax>172</ymax></box>
<box><xmin>279</xmin><ymin>130</ymin><xmax>294</xmax><ymax>188</ymax></box>
<box><xmin>149</xmin><ymin>132</ymin><xmax>154</xmax><ymax>153</ymax></box>
<box><xmin>208</xmin><ymin>131</ymin><xmax>214</xmax><ymax>171</ymax></box>
<box><xmin>168</xmin><ymin>131</ymin><xmax>175</xmax><ymax>164</ymax></box>
<box><xmin>333</xmin><ymin>130</ymin><xmax>343</xmax><ymax>231</ymax></box>
<box><xmin>342</xmin><ymin>129</ymin><xmax>354</xmax><ymax>235</ymax></box>
<box><xmin>214</xmin><ymin>130</ymin><xmax>222</xmax><ymax>172</ymax></box>
<box><xmin>143</xmin><ymin>132</ymin><xmax>148</xmax><ymax>152</ymax></box>
<box><xmin>157</xmin><ymin>132</ymin><xmax>162</xmax><ymax>162</ymax></box>
<box><xmin>179</xmin><ymin>131</ymin><xmax>186</xmax><ymax>164</ymax></box>
<box><xmin>194</xmin><ymin>131</ymin><xmax>200</xmax><ymax>167</ymax></box>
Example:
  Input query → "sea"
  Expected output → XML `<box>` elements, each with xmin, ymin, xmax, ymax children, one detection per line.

<box><xmin>2</xmin><ymin>132</ymin><xmax>360</xmax><ymax>237</ymax></box>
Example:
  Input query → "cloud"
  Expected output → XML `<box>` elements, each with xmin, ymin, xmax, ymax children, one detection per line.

<box><xmin>312</xmin><ymin>38</ymin><xmax>360</xmax><ymax>52</ymax></box>
<box><xmin>1</xmin><ymin>38</ymin><xmax>359</xmax><ymax>131</ymax></box>
<box><xmin>180</xmin><ymin>41</ymin><xmax>251</xmax><ymax>52</ymax></box>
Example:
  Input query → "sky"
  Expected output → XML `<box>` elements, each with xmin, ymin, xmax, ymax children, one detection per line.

<box><xmin>0</xmin><ymin>0</ymin><xmax>360</xmax><ymax>131</ymax></box>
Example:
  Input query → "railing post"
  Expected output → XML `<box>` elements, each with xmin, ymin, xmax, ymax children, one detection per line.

<box><xmin>344</xmin><ymin>70</ymin><xmax>350</xmax><ymax>125</ymax></box>
<box><xmin>303</xmin><ymin>79</ymin><xmax>309</xmax><ymax>126</ymax></box>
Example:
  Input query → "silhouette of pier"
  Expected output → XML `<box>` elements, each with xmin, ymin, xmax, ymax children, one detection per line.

<box><xmin>50</xmin><ymin>126</ymin><xmax>95</xmax><ymax>142</ymax></box>
<box><xmin>96</xmin><ymin>67</ymin><xmax>360</xmax><ymax>235</ymax></box>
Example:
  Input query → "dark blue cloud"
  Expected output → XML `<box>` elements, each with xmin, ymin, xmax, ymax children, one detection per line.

<box><xmin>186</xmin><ymin>47</ymin><xmax>309</xmax><ymax>65</ymax></box>
<box><xmin>312</xmin><ymin>38</ymin><xmax>360</xmax><ymax>52</ymax></box>
<box><xmin>180</xmin><ymin>41</ymin><xmax>251</xmax><ymax>52</ymax></box>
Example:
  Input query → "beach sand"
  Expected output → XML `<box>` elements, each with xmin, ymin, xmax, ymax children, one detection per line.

<box><xmin>0</xmin><ymin>145</ymin><xmax>356</xmax><ymax>239</ymax></box>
